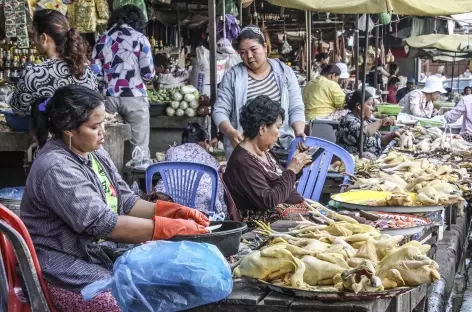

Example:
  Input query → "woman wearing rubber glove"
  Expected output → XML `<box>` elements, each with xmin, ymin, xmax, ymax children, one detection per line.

<box><xmin>22</xmin><ymin>85</ymin><xmax>209</xmax><ymax>312</ymax></box>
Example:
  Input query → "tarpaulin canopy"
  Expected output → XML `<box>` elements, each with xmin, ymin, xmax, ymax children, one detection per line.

<box><xmin>405</xmin><ymin>34</ymin><xmax>472</xmax><ymax>52</ymax></box>
<box><xmin>266</xmin><ymin>0</ymin><xmax>472</xmax><ymax>16</ymax></box>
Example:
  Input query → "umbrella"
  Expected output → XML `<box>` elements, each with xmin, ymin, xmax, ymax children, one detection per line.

<box><xmin>405</xmin><ymin>34</ymin><xmax>472</xmax><ymax>52</ymax></box>
<box><xmin>267</xmin><ymin>0</ymin><xmax>472</xmax><ymax>16</ymax></box>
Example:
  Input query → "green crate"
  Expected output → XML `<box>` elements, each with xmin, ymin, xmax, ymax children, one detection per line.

<box><xmin>376</xmin><ymin>104</ymin><xmax>402</xmax><ymax>115</ymax></box>
<box><xmin>419</xmin><ymin>120</ymin><xmax>444</xmax><ymax>128</ymax></box>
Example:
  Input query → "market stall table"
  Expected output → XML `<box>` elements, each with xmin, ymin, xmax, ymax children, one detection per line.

<box><xmin>0</xmin><ymin>123</ymin><xmax>131</xmax><ymax>173</ymax></box>
<box><xmin>190</xmin><ymin>277</ymin><xmax>429</xmax><ymax>312</ymax></box>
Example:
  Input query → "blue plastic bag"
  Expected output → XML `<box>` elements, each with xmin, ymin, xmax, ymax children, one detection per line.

<box><xmin>82</xmin><ymin>241</ymin><xmax>233</xmax><ymax>311</ymax></box>
<box><xmin>0</xmin><ymin>187</ymin><xmax>24</xmax><ymax>200</ymax></box>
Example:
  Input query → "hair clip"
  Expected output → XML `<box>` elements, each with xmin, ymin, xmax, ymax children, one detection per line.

<box><xmin>240</xmin><ymin>26</ymin><xmax>265</xmax><ymax>41</ymax></box>
<box><xmin>38</xmin><ymin>98</ymin><xmax>51</xmax><ymax>112</ymax></box>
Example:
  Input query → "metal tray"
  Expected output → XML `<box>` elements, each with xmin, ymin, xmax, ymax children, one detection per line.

<box><xmin>380</xmin><ymin>225</ymin><xmax>425</xmax><ymax>236</ymax></box>
<box><xmin>258</xmin><ymin>280</ymin><xmax>415</xmax><ymax>301</ymax></box>
<box><xmin>334</xmin><ymin>202</ymin><xmax>444</xmax><ymax>213</ymax></box>
<box><xmin>331</xmin><ymin>191</ymin><xmax>444</xmax><ymax>213</ymax></box>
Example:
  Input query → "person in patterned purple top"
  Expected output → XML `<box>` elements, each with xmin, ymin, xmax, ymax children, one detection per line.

<box><xmin>92</xmin><ymin>5</ymin><xmax>155</xmax><ymax>156</ymax></box>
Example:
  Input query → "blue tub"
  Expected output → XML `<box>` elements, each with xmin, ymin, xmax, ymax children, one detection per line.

<box><xmin>0</xmin><ymin>110</ymin><xmax>30</xmax><ymax>132</ymax></box>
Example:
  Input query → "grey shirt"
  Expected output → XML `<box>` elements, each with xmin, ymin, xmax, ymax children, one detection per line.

<box><xmin>21</xmin><ymin>138</ymin><xmax>140</xmax><ymax>290</ymax></box>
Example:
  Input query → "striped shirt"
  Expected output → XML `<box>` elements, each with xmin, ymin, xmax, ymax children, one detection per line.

<box><xmin>247</xmin><ymin>70</ymin><xmax>281</xmax><ymax>103</ymax></box>
<box><xmin>21</xmin><ymin>138</ymin><xmax>140</xmax><ymax>290</ymax></box>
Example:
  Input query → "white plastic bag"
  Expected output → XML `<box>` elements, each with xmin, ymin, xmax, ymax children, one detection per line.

<box><xmin>217</xmin><ymin>38</ymin><xmax>242</xmax><ymax>70</ymax></box>
<box><xmin>158</xmin><ymin>70</ymin><xmax>190</xmax><ymax>89</ymax></box>
<box><xmin>281</xmin><ymin>41</ymin><xmax>292</xmax><ymax>55</ymax></box>
<box><xmin>129</xmin><ymin>146</ymin><xmax>153</xmax><ymax>170</ymax></box>
<box><xmin>190</xmin><ymin>46</ymin><xmax>227</xmax><ymax>95</ymax></box>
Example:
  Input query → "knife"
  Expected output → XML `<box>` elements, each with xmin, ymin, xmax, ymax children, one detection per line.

<box><xmin>206</xmin><ymin>224</ymin><xmax>223</xmax><ymax>232</ymax></box>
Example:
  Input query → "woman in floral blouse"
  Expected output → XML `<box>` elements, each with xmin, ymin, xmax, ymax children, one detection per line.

<box><xmin>337</xmin><ymin>90</ymin><xmax>401</xmax><ymax>159</ymax></box>
<box><xmin>155</xmin><ymin>123</ymin><xmax>227</xmax><ymax>218</ymax></box>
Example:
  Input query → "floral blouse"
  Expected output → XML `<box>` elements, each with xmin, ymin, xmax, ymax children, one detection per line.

<box><xmin>337</xmin><ymin>112</ymin><xmax>382</xmax><ymax>158</ymax></box>
<box><xmin>155</xmin><ymin>143</ymin><xmax>227</xmax><ymax>217</ymax></box>
<box><xmin>92</xmin><ymin>24</ymin><xmax>155</xmax><ymax>97</ymax></box>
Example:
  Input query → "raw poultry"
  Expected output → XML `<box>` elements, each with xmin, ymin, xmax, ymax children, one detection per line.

<box><xmin>233</xmin><ymin>204</ymin><xmax>439</xmax><ymax>293</ymax></box>
<box><xmin>348</xmin><ymin>148</ymin><xmax>469</xmax><ymax>208</ymax></box>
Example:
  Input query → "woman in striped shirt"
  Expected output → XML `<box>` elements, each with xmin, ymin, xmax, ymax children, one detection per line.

<box><xmin>213</xmin><ymin>25</ymin><xmax>306</xmax><ymax>159</ymax></box>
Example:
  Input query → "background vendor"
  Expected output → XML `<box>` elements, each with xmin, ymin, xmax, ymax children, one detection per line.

<box><xmin>23</xmin><ymin>85</ymin><xmax>209</xmax><ymax>311</ymax></box>
<box><xmin>337</xmin><ymin>90</ymin><xmax>401</xmax><ymax>159</ymax></box>
<box><xmin>444</xmin><ymin>94</ymin><xmax>472</xmax><ymax>141</ymax></box>
<box><xmin>396</xmin><ymin>77</ymin><xmax>416</xmax><ymax>103</ymax></box>
<box><xmin>303</xmin><ymin>64</ymin><xmax>346</xmax><ymax>120</ymax></box>
<box><xmin>92</xmin><ymin>5</ymin><xmax>155</xmax><ymax>156</ymax></box>
<box><xmin>9</xmin><ymin>9</ymin><xmax>97</xmax><ymax>113</ymax></box>
<box><xmin>224</xmin><ymin>95</ymin><xmax>311</xmax><ymax>223</ymax></box>
<box><xmin>155</xmin><ymin>123</ymin><xmax>227</xmax><ymax>217</ymax></box>
<box><xmin>399</xmin><ymin>76</ymin><xmax>445</xmax><ymax>118</ymax></box>
<box><xmin>213</xmin><ymin>25</ymin><xmax>306</xmax><ymax>159</ymax></box>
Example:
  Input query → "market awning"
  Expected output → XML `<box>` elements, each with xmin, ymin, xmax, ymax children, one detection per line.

<box><xmin>266</xmin><ymin>0</ymin><xmax>472</xmax><ymax>16</ymax></box>
<box><xmin>405</xmin><ymin>34</ymin><xmax>472</xmax><ymax>52</ymax></box>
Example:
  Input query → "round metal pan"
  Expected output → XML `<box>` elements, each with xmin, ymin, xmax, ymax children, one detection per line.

<box><xmin>258</xmin><ymin>280</ymin><xmax>415</xmax><ymax>301</ymax></box>
<box><xmin>331</xmin><ymin>191</ymin><xmax>444</xmax><ymax>213</ymax></box>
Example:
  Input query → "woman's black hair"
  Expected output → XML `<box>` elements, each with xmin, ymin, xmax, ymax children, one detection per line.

<box><xmin>31</xmin><ymin>85</ymin><xmax>104</xmax><ymax>148</ymax></box>
<box><xmin>320</xmin><ymin>64</ymin><xmax>341</xmax><ymax>77</ymax></box>
<box><xmin>388</xmin><ymin>62</ymin><xmax>398</xmax><ymax>75</ymax></box>
<box><xmin>108</xmin><ymin>5</ymin><xmax>147</xmax><ymax>32</ymax></box>
<box><xmin>315</xmin><ymin>52</ymin><xmax>329</xmax><ymax>62</ymax></box>
<box><xmin>464</xmin><ymin>86</ymin><xmax>471</xmax><ymax>94</ymax></box>
<box><xmin>346</xmin><ymin>90</ymin><xmax>373</xmax><ymax>111</ymax></box>
<box><xmin>240</xmin><ymin>95</ymin><xmax>285</xmax><ymax>139</ymax></box>
<box><xmin>33</xmin><ymin>9</ymin><xmax>88</xmax><ymax>77</ymax></box>
<box><xmin>182</xmin><ymin>122</ymin><xmax>209</xmax><ymax>144</ymax></box>
<box><xmin>388</xmin><ymin>77</ymin><xmax>400</xmax><ymax>86</ymax></box>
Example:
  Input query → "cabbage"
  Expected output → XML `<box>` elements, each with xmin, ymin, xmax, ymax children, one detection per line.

<box><xmin>176</xmin><ymin>109</ymin><xmax>185</xmax><ymax>116</ymax></box>
<box><xmin>189</xmin><ymin>100</ymin><xmax>199</xmax><ymax>109</ymax></box>
<box><xmin>173</xmin><ymin>92</ymin><xmax>183</xmax><ymax>101</ymax></box>
<box><xmin>180</xmin><ymin>101</ymin><xmax>189</xmax><ymax>110</ymax></box>
<box><xmin>181</xmin><ymin>85</ymin><xmax>197</xmax><ymax>95</ymax></box>
<box><xmin>184</xmin><ymin>94</ymin><xmax>196</xmax><ymax>102</ymax></box>
<box><xmin>166</xmin><ymin>107</ymin><xmax>175</xmax><ymax>116</ymax></box>
<box><xmin>170</xmin><ymin>101</ymin><xmax>180</xmax><ymax>109</ymax></box>
<box><xmin>185</xmin><ymin>108</ymin><xmax>196</xmax><ymax>117</ymax></box>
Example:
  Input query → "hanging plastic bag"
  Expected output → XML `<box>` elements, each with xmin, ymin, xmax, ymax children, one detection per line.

<box><xmin>82</xmin><ymin>241</ymin><xmax>233</xmax><ymax>312</ymax></box>
<box><xmin>281</xmin><ymin>40</ymin><xmax>292</xmax><ymax>55</ymax></box>
<box><xmin>216</xmin><ymin>0</ymin><xmax>238</xmax><ymax>17</ymax></box>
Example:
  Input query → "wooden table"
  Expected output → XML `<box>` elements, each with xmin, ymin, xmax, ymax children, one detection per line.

<box><xmin>190</xmin><ymin>279</ymin><xmax>429</xmax><ymax>312</ymax></box>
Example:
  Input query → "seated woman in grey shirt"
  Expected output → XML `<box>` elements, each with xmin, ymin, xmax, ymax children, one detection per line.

<box><xmin>22</xmin><ymin>85</ymin><xmax>209</xmax><ymax>311</ymax></box>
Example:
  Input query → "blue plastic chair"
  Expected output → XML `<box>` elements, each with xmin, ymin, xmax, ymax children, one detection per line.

<box><xmin>145</xmin><ymin>162</ymin><xmax>219</xmax><ymax>213</ymax></box>
<box><xmin>287</xmin><ymin>137</ymin><xmax>355</xmax><ymax>202</ymax></box>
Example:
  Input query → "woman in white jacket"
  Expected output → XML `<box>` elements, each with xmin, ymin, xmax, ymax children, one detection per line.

<box><xmin>213</xmin><ymin>26</ymin><xmax>306</xmax><ymax>159</ymax></box>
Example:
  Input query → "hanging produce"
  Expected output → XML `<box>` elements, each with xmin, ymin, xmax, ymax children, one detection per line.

<box><xmin>378</xmin><ymin>13</ymin><xmax>392</xmax><ymax>25</ymax></box>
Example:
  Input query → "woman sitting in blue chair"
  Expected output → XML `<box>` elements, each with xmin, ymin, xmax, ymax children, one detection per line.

<box><xmin>224</xmin><ymin>95</ymin><xmax>312</xmax><ymax>223</ymax></box>
<box><xmin>155</xmin><ymin>123</ymin><xmax>227</xmax><ymax>218</ymax></box>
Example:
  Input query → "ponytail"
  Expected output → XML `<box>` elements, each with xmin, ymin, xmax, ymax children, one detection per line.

<box><xmin>31</xmin><ymin>98</ymin><xmax>50</xmax><ymax>148</ymax></box>
<box><xmin>33</xmin><ymin>10</ymin><xmax>88</xmax><ymax>78</ymax></box>
<box><xmin>63</xmin><ymin>28</ymin><xmax>88</xmax><ymax>77</ymax></box>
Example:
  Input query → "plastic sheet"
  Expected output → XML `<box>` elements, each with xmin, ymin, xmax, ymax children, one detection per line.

<box><xmin>0</xmin><ymin>187</ymin><xmax>24</xmax><ymax>201</ymax></box>
<box><xmin>82</xmin><ymin>241</ymin><xmax>233</xmax><ymax>311</ymax></box>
